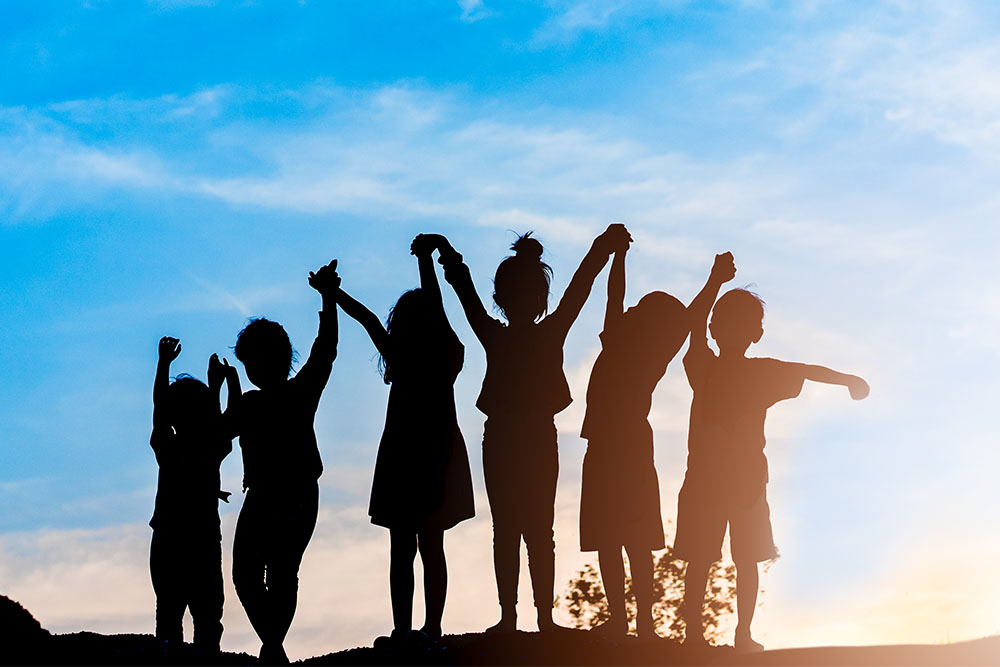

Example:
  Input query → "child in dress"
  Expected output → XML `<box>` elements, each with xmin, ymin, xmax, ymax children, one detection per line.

<box><xmin>333</xmin><ymin>235</ymin><xmax>475</xmax><ymax>645</ymax></box>
<box><xmin>675</xmin><ymin>254</ymin><xmax>869</xmax><ymax>652</ymax></box>
<box><xmin>578</xmin><ymin>237</ymin><xmax>700</xmax><ymax>640</ymax></box>
<box><xmin>149</xmin><ymin>337</ymin><xmax>236</xmax><ymax>655</ymax></box>
<box><xmin>229</xmin><ymin>260</ymin><xmax>339</xmax><ymax>665</ymax></box>
<box><xmin>438</xmin><ymin>224</ymin><xmax>631</xmax><ymax>633</ymax></box>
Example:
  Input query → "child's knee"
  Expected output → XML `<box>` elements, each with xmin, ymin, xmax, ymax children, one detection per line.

<box><xmin>523</xmin><ymin>526</ymin><xmax>554</xmax><ymax>554</ymax></box>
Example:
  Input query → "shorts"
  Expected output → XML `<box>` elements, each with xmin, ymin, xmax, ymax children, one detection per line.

<box><xmin>672</xmin><ymin>480</ymin><xmax>777</xmax><ymax>564</ymax></box>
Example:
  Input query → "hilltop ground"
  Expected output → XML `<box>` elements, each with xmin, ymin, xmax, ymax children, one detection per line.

<box><xmin>4</xmin><ymin>595</ymin><xmax>999</xmax><ymax>666</ymax></box>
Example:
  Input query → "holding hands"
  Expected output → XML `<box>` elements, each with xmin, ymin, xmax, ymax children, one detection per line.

<box><xmin>598</xmin><ymin>223</ymin><xmax>633</xmax><ymax>254</ymax></box>
<box><xmin>309</xmin><ymin>259</ymin><xmax>341</xmax><ymax>295</ymax></box>
<box><xmin>411</xmin><ymin>233</ymin><xmax>451</xmax><ymax>258</ymax></box>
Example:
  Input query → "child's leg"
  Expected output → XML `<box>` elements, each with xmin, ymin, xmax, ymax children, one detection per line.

<box><xmin>149</xmin><ymin>531</ymin><xmax>185</xmax><ymax>646</ymax></box>
<box><xmin>595</xmin><ymin>546</ymin><xmax>628</xmax><ymax>635</ymax></box>
<box><xmin>389</xmin><ymin>529</ymin><xmax>418</xmax><ymax>634</ymax></box>
<box><xmin>232</xmin><ymin>495</ymin><xmax>270</xmax><ymax>646</ymax></box>
<box><xmin>416</xmin><ymin>529</ymin><xmax>446</xmax><ymax>638</ymax></box>
<box><xmin>266</xmin><ymin>484</ymin><xmax>319</xmax><ymax>658</ymax></box>
<box><xmin>523</xmin><ymin>441</ymin><xmax>559</xmax><ymax>631</ymax></box>
<box><xmin>624</xmin><ymin>544</ymin><xmax>657</xmax><ymax>638</ymax></box>
<box><xmin>483</xmin><ymin>428</ymin><xmax>521</xmax><ymax>632</ymax></box>
<box><xmin>734</xmin><ymin>559</ymin><xmax>763</xmax><ymax>652</ymax></box>
<box><xmin>730</xmin><ymin>491</ymin><xmax>775</xmax><ymax>653</ymax></box>
<box><xmin>681</xmin><ymin>560</ymin><xmax>711</xmax><ymax>645</ymax></box>
<box><xmin>189</xmin><ymin>536</ymin><xmax>224</xmax><ymax>653</ymax></box>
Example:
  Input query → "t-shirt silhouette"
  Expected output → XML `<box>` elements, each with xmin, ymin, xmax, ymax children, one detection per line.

<box><xmin>232</xmin><ymin>311</ymin><xmax>336</xmax><ymax>492</ymax></box>
<box><xmin>684</xmin><ymin>346</ymin><xmax>804</xmax><ymax>505</ymax></box>
<box><xmin>150</xmin><ymin>426</ymin><xmax>231</xmax><ymax>535</ymax></box>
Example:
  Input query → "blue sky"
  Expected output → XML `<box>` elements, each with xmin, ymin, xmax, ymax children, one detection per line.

<box><xmin>3</xmin><ymin>0</ymin><xmax>1000</xmax><ymax>658</ymax></box>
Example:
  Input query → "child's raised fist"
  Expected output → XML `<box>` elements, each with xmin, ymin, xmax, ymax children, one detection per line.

<box><xmin>847</xmin><ymin>376</ymin><xmax>870</xmax><ymax>400</ymax></box>
<box><xmin>711</xmin><ymin>252</ymin><xmax>736</xmax><ymax>283</ymax></box>
<box><xmin>308</xmin><ymin>259</ymin><xmax>341</xmax><ymax>295</ymax></box>
<box><xmin>158</xmin><ymin>336</ymin><xmax>181</xmax><ymax>362</ymax></box>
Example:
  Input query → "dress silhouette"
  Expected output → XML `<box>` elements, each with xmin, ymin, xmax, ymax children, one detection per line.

<box><xmin>438</xmin><ymin>224</ymin><xmax>630</xmax><ymax>633</ymax></box>
<box><xmin>675</xmin><ymin>253</ymin><xmax>870</xmax><ymax>653</ymax></box>
<box><xmin>334</xmin><ymin>235</ymin><xmax>474</xmax><ymax>643</ymax></box>
<box><xmin>228</xmin><ymin>260</ymin><xmax>339</xmax><ymax>665</ymax></box>
<box><xmin>148</xmin><ymin>338</ymin><xmax>235</xmax><ymax>654</ymax></box>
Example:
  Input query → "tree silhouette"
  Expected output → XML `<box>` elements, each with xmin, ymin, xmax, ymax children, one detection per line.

<box><xmin>560</xmin><ymin>541</ymin><xmax>763</xmax><ymax>642</ymax></box>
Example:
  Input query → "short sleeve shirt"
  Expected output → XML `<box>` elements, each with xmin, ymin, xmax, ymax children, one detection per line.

<box><xmin>683</xmin><ymin>345</ymin><xmax>804</xmax><ymax>503</ymax></box>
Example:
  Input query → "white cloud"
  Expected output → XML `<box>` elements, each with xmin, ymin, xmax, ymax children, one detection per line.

<box><xmin>457</xmin><ymin>0</ymin><xmax>492</xmax><ymax>23</ymax></box>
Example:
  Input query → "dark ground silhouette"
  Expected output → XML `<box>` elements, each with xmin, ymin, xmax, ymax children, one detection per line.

<box><xmin>4</xmin><ymin>593</ymin><xmax>998</xmax><ymax>666</ymax></box>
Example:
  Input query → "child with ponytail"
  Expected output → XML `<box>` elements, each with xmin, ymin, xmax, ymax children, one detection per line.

<box><xmin>437</xmin><ymin>224</ymin><xmax>631</xmax><ymax>633</ymax></box>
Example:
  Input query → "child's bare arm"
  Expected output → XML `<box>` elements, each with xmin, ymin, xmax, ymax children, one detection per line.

<box><xmin>800</xmin><ymin>364</ymin><xmax>870</xmax><ymax>400</ymax></box>
<box><xmin>207</xmin><ymin>353</ymin><xmax>226</xmax><ymax>411</ymax></box>
<box><xmin>153</xmin><ymin>336</ymin><xmax>180</xmax><ymax>430</ymax></box>
<box><xmin>295</xmin><ymin>260</ymin><xmax>340</xmax><ymax>396</ymax></box>
<box><xmin>412</xmin><ymin>234</ymin><xmax>445</xmax><ymax>305</ymax></box>
<box><xmin>550</xmin><ymin>223</ymin><xmax>632</xmax><ymax>337</ymax></box>
<box><xmin>604</xmin><ymin>245</ymin><xmax>627</xmax><ymax>331</ymax></box>
<box><xmin>221</xmin><ymin>357</ymin><xmax>241</xmax><ymax>413</ymax></box>
<box><xmin>686</xmin><ymin>252</ymin><xmax>736</xmax><ymax>349</ymax></box>
<box><xmin>333</xmin><ymin>280</ymin><xmax>389</xmax><ymax>358</ymax></box>
<box><xmin>437</xmin><ymin>237</ymin><xmax>496</xmax><ymax>346</ymax></box>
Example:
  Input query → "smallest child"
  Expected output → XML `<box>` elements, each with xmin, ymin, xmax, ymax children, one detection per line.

<box><xmin>149</xmin><ymin>336</ymin><xmax>237</xmax><ymax>654</ymax></box>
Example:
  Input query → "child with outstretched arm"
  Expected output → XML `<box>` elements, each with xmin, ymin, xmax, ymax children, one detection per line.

<box><xmin>149</xmin><ymin>338</ymin><xmax>236</xmax><ymax>655</ymax></box>
<box><xmin>674</xmin><ymin>252</ymin><xmax>869</xmax><ymax>652</ymax></box>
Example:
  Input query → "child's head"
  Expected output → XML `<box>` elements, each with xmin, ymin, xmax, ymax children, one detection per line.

<box><xmin>623</xmin><ymin>291</ymin><xmax>689</xmax><ymax>359</ymax></box>
<box><xmin>166</xmin><ymin>374</ymin><xmax>216</xmax><ymax>432</ymax></box>
<box><xmin>493</xmin><ymin>233</ymin><xmax>552</xmax><ymax>323</ymax></box>
<box><xmin>380</xmin><ymin>288</ymin><xmax>459</xmax><ymax>384</ymax></box>
<box><xmin>234</xmin><ymin>317</ymin><xmax>296</xmax><ymax>389</ymax></box>
<box><xmin>710</xmin><ymin>288</ymin><xmax>765</xmax><ymax>353</ymax></box>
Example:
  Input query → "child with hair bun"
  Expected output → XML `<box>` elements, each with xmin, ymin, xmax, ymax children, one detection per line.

<box><xmin>438</xmin><ymin>224</ymin><xmax>631</xmax><ymax>634</ymax></box>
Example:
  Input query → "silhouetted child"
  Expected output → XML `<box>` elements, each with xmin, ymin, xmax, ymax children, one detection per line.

<box><xmin>579</xmin><ymin>236</ymin><xmax>703</xmax><ymax>640</ymax></box>
<box><xmin>228</xmin><ymin>260</ymin><xmax>339</xmax><ymax>665</ymax></box>
<box><xmin>675</xmin><ymin>253</ymin><xmax>869</xmax><ymax>653</ymax></box>
<box><xmin>438</xmin><ymin>224</ymin><xmax>631</xmax><ymax>633</ymax></box>
<box><xmin>333</xmin><ymin>234</ymin><xmax>475</xmax><ymax>647</ymax></box>
<box><xmin>149</xmin><ymin>337</ymin><xmax>236</xmax><ymax>654</ymax></box>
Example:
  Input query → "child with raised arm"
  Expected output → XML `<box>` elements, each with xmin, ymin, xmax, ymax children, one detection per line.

<box><xmin>578</xmin><ymin>235</ymin><xmax>705</xmax><ymax>640</ymax></box>
<box><xmin>149</xmin><ymin>337</ymin><xmax>236</xmax><ymax>655</ymax></box>
<box><xmin>674</xmin><ymin>253</ymin><xmax>869</xmax><ymax>653</ymax></box>
<box><xmin>332</xmin><ymin>234</ymin><xmax>475</xmax><ymax>647</ymax></box>
<box><xmin>437</xmin><ymin>224</ymin><xmax>631</xmax><ymax>634</ymax></box>
<box><xmin>229</xmin><ymin>260</ymin><xmax>339</xmax><ymax>665</ymax></box>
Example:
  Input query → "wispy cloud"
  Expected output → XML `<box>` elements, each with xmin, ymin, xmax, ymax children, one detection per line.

<box><xmin>457</xmin><ymin>0</ymin><xmax>492</xmax><ymax>23</ymax></box>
